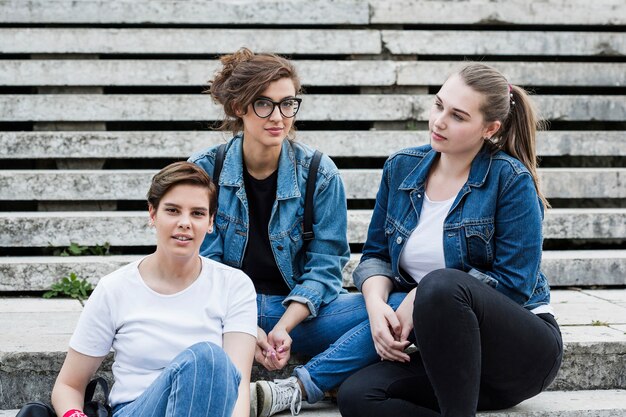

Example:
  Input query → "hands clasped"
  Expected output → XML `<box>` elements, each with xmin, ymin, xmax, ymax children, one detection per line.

<box><xmin>368</xmin><ymin>289</ymin><xmax>416</xmax><ymax>363</ymax></box>
<box><xmin>255</xmin><ymin>326</ymin><xmax>292</xmax><ymax>370</ymax></box>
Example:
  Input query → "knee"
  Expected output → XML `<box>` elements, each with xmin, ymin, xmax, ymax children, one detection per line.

<box><xmin>337</xmin><ymin>375</ymin><xmax>372</xmax><ymax>417</ymax></box>
<box><xmin>337</xmin><ymin>381</ymin><xmax>360</xmax><ymax>417</ymax></box>
<box><xmin>178</xmin><ymin>342</ymin><xmax>239</xmax><ymax>382</ymax></box>
<box><xmin>414</xmin><ymin>269</ymin><xmax>469</xmax><ymax>312</ymax></box>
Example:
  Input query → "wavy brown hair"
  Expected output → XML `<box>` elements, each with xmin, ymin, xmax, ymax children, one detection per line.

<box><xmin>208</xmin><ymin>47</ymin><xmax>301</xmax><ymax>136</ymax></box>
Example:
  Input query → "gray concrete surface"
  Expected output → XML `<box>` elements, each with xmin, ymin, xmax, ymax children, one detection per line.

<box><xmin>1</xmin><ymin>131</ymin><xmax>624</xmax><ymax>159</ymax></box>
<box><xmin>1</xmin><ymin>168</ymin><xmax>623</xmax><ymax>200</ymax></box>
<box><xmin>2</xmin><ymin>250</ymin><xmax>625</xmax><ymax>292</ymax></box>
<box><xmin>382</xmin><ymin>30</ymin><xmax>625</xmax><ymax>56</ymax></box>
<box><xmin>2</xmin><ymin>60</ymin><xmax>625</xmax><ymax>87</ymax></box>
<box><xmin>1</xmin><ymin>94</ymin><xmax>624</xmax><ymax>122</ymax></box>
<box><xmin>0</xmin><ymin>209</ymin><xmax>624</xmax><ymax>248</ymax></box>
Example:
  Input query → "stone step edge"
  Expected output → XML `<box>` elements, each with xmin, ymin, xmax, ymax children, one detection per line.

<box><xmin>1</xmin><ymin>390</ymin><xmax>626</xmax><ymax>417</ymax></box>
<box><xmin>2</xmin><ymin>250</ymin><xmax>626</xmax><ymax>291</ymax></box>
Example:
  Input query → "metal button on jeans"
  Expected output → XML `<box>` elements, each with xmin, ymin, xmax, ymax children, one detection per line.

<box><xmin>396</xmin><ymin>236</ymin><xmax>403</xmax><ymax>244</ymax></box>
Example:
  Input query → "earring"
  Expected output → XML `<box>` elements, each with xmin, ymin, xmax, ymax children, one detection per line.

<box><xmin>148</xmin><ymin>219</ymin><xmax>155</xmax><ymax>227</ymax></box>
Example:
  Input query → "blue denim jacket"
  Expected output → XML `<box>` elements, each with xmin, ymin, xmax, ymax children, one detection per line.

<box><xmin>353</xmin><ymin>144</ymin><xmax>550</xmax><ymax>310</ymax></box>
<box><xmin>189</xmin><ymin>135</ymin><xmax>350</xmax><ymax>317</ymax></box>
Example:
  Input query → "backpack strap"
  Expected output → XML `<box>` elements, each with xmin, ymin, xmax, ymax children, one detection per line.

<box><xmin>212</xmin><ymin>143</ymin><xmax>228</xmax><ymax>199</ymax></box>
<box><xmin>84</xmin><ymin>377</ymin><xmax>110</xmax><ymax>403</ymax></box>
<box><xmin>303</xmin><ymin>150</ymin><xmax>322</xmax><ymax>245</ymax></box>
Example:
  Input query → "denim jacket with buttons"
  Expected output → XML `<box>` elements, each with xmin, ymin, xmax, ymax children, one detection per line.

<box><xmin>189</xmin><ymin>135</ymin><xmax>350</xmax><ymax>318</ymax></box>
<box><xmin>353</xmin><ymin>144</ymin><xmax>551</xmax><ymax>310</ymax></box>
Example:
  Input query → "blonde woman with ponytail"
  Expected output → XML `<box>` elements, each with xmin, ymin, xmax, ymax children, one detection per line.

<box><xmin>339</xmin><ymin>63</ymin><xmax>562</xmax><ymax>417</ymax></box>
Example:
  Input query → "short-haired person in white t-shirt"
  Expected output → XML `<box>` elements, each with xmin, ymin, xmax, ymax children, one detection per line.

<box><xmin>51</xmin><ymin>162</ymin><xmax>258</xmax><ymax>417</ymax></box>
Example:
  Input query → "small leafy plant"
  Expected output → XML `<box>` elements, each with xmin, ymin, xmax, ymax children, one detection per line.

<box><xmin>43</xmin><ymin>272</ymin><xmax>93</xmax><ymax>306</ymax></box>
<box><xmin>591</xmin><ymin>320</ymin><xmax>608</xmax><ymax>327</ymax></box>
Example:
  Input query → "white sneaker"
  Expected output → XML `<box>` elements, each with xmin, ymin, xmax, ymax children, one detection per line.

<box><xmin>250</xmin><ymin>382</ymin><xmax>258</xmax><ymax>417</ymax></box>
<box><xmin>256</xmin><ymin>376</ymin><xmax>303</xmax><ymax>417</ymax></box>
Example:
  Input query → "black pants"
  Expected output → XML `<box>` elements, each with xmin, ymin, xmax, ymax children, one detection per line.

<box><xmin>338</xmin><ymin>269</ymin><xmax>563</xmax><ymax>417</ymax></box>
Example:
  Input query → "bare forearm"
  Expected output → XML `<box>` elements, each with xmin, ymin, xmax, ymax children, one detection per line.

<box><xmin>275</xmin><ymin>301</ymin><xmax>310</xmax><ymax>332</ymax></box>
<box><xmin>51</xmin><ymin>383</ymin><xmax>86</xmax><ymax>416</ymax></box>
<box><xmin>362</xmin><ymin>275</ymin><xmax>394</xmax><ymax>305</ymax></box>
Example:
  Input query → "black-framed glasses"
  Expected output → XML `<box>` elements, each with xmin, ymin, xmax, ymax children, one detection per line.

<box><xmin>252</xmin><ymin>97</ymin><xmax>302</xmax><ymax>118</ymax></box>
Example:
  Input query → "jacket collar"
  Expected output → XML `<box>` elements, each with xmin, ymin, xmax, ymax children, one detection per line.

<box><xmin>399</xmin><ymin>145</ymin><xmax>492</xmax><ymax>190</ymax></box>
<box><xmin>219</xmin><ymin>135</ymin><xmax>301</xmax><ymax>200</ymax></box>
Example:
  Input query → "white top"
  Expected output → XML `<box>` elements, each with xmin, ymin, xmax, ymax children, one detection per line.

<box><xmin>399</xmin><ymin>193</ymin><xmax>455</xmax><ymax>283</ymax></box>
<box><xmin>69</xmin><ymin>256</ymin><xmax>257</xmax><ymax>407</ymax></box>
<box><xmin>398</xmin><ymin>194</ymin><xmax>554</xmax><ymax>315</ymax></box>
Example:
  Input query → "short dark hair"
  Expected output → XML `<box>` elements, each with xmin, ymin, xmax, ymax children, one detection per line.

<box><xmin>147</xmin><ymin>161</ymin><xmax>217</xmax><ymax>216</ymax></box>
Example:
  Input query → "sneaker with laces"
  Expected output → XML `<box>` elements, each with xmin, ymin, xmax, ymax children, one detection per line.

<box><xmin>250</xmin><ymin>382</ymin><xmax>258</xmax><ymax>417</ymax></box>
<box><xmin>256</xmin><ymin>376</ymin><xmax>303</xmax><ymax>417</ymax></box>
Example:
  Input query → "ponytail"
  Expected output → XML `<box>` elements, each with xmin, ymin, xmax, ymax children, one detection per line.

<box><xmin>501</xmin><ymin>85</ymin><xmax>550</xmax><ymax>209</ymax></box>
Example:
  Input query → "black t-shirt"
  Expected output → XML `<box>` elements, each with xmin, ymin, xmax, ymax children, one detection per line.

<box><xmin>241</xmin><ymin>167</ymin><xmax>290</xmax><ymax>295</ymax></box>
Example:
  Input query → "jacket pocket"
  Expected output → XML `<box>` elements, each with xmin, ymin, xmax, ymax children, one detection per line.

<box><xmin>464</xmin><ymin>222</ymin><xmax>495</xmax><ymax>268</ymax></box>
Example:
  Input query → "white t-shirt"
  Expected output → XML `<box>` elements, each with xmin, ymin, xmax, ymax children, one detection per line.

<box><xmin>399</xmin><ymin>193</ymin><xmax>455</xmax><ymax>283</ymax></box>
<box><xmin>69</xmin><ymin>256</ymin><xmax>257</xmax><ymax>407</ymax></box>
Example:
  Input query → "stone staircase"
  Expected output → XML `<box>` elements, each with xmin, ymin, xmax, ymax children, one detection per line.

<box><xmin>1</xmin><ymin>0</ymin><xmax>625</xmax><ymax>415</ymax></box>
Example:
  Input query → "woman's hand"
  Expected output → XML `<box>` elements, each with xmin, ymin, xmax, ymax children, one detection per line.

<box><xmin>266</xmin><ymin>326</ymin><xmax>292</xmax><ymax>370</ymax></box>
<box><xmin>367</xmin><ymin>298</ymin><xmax>410</xmax><ymax>362</ymax></box>
<box><xmin>362</xmin><ymin>276</ymin><xmax>410</xmax><ymax>362</ymax></box>
<box><xmin>255</xmin><ymin>326</ymin><xmax>278</xmax><ymax>370</ymax></box>
<box><xmin>395</xmin><ymin>288</ymin><xmax>416</xmax><ymax>343</ymax></box>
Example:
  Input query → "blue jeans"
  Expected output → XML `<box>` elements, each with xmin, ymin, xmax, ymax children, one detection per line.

<box><xmin>257</xmin><ymin>292</ymin><xmax>406</xmax><ymax>403</ymax></box>
<box><xmin>112</xmin><ymin>342</ymin><xmax>241</xmax><ymax>417</ymax></box>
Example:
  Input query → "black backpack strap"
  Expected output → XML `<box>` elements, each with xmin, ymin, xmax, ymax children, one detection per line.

<box><xmin>213</xmin><ymin>143</ymin><xmax>228</xmax><ymax>198</ymax></box>
<box><xmin>303</xmin><ymin>150</ymin><xmax>322</xmax><ymax>244</ymax></box>
<box><xmin>84</xmin><ymin>377</ymin><xmax>110</xmax><ymax>403</ymax></box>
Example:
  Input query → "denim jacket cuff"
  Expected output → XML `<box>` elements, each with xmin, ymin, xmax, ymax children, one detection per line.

<box><xmin>468</xmin><ymin>268</ymin><xmax>499</xmax><ymax>288</ymax></box>
<box><xmin>353</xmin><ymin>257</ymin><xmax>394</xmax><ymax>291</ymax></box>
<box><xmin>283</xmin><ymin>284</ymin><xmax>324</xmax><ymax>319</ymax></box>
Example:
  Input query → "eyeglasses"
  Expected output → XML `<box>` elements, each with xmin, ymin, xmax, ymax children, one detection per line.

<box><xmin>252</xmin><ymin>97</ymin><xmax>302</xmax><ymax>118</ymax></box>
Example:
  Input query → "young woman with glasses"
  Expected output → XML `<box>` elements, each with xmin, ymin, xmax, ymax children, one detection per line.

<box><xmin>189</xmin><ymin>48</ymin><xmax>401</xmax><ymax>417</ymax></box>
<box><xmin>337</xmin><ymin>63</ymin><xmax>563</xmax><ymax>417</ymax></box>
<box><xmin>51</xmin><ymin>162</ymin><xmax>257</xmax><ymax>417</ymax></box>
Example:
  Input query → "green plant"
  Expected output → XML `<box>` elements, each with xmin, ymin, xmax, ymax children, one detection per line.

<box><xmin>52</xmin><ymin>242</ymin><xmax>111</xmax><ymax>257</ymax></box>
<box><xmin>43</xmin><ymin>272</ymin><xmax>93</xmax><ymax>306</ymax></box>
<box><xmin>591</xmin><ymin>320</ymin><xmax>608</xmax><ymax>326</ymax></box>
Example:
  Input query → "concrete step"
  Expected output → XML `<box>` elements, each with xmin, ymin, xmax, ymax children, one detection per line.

<box><xmin>0</xmin><ymin>28</ymin><xmax>382</xmax><ymax>55</ymax></box>
<box><xmin>381</xmin><ymin>30</ymin><xmax>625</xmax><ymax>56</ymax></box>
<box><xmin>3</xmin><ymin>0</ymin><xmax>623</xmax><ymax>26</ymax></box>
<box><xmin>2</xmin><ymin>131</ymin><xmax>624</xmax><ymax>160</ymax></box>
<box><xmin>0</xmin><ymin>0</ymin><xmax>369</xmax><ymax>25</ymax></box>
<box><xmin>1</xmin><ymin>28</ymin><xmax>623</xmax><ymax>56</ymax></box>
<box><xmin>3</xmin><ymin>390</ymin><xmax>626</xmax><ymax>416</ymax></box>
<box><xmin>370</xmin><ymin>0</ymin><xmax>626</xmax><ymax>25</ymax></box>
<box><xmin>2</xmin><ymin>94</ymin><xmax>624</xmax><ymax>122</ymax></box>
<box><xmin>2</xmin><ymin>60</ymin><xmax>624</xmax><ymax>87</ymax></box>
<box><xmin>1</xmin><ymin>290</ymin><xmax>625</xmax><ymax>409</ymax></box>
<box><xmin>2</xmin><ymin>251</ymin><xmax>625</xmax><ymax>292</ymax></box>
<box><xmin>2</xmin><ymin>168</ymin><xmax>623</xmax><ymax>201</ymax></box>
<box><xmin>0</xmin><ymin>209</ymin><xmax>624</xmax><ymax>248</ymax></box>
